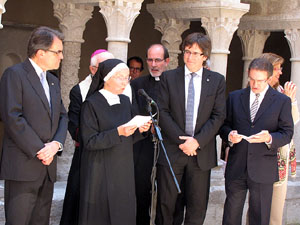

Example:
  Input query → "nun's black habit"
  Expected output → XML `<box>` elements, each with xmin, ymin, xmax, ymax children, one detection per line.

<box><xmin>78</xmin><ymin>59</ymin><xmax>142</xmax><ymax>225</ymax></box>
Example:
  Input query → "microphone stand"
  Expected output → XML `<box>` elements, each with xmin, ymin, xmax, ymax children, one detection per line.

<box><xmin>148</xmin><ymin>100</ymin><xmax>181</xmax><ymax>225</ymax></box>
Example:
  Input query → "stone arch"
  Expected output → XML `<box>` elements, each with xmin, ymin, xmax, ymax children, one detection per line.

<box><xmin>263</xmin><ymin>31</ymin><xmax>291</xmax><ymax>85</ymax></box>
<box><xmin>0</xmin><ymin>52</ymin><xmax>22</xmax><ymax>78</ymax></box>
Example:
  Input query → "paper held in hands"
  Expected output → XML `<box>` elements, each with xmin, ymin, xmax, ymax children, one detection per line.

<box><xmin>124</xmin><ymin>115</ymin><xmax>151</xmax><ymax>127</ymax></box>
<box><xmin>239</xmin><ymin>130</ymin><xmax>268</xmax><ymax>142</ymax></box>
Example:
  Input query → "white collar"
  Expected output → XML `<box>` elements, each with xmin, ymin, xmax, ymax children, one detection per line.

<box><xmin>29</xmin><ymin>58</ymin><xmax>44</xmax><ymax>79</ymax></box>
<box><xmin>184</xmin><ymin>65</ymin><xmax>203</xmax><ymax>77</ymax></box>
<box><xmin>99</xmin><ymin>89</ymin><xmax>120</xmax><ymax>106</ymax></box>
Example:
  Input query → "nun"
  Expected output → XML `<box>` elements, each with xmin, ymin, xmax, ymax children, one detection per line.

<box><xmin>78</xmin><ymin>59</ymin><xmax>151</xmax><ymax>225</ymax></box>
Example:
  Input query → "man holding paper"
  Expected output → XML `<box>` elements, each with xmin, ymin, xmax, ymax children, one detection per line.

<box><xmin>220</xmin><ymin>58</ymin><xmax>294</xmax><ymax>225</ymax></box>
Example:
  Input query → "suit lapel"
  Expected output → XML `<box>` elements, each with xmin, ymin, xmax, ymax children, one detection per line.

<box><xmin>197</xmin><ymin>69</ymin><xmax>209</xmax><ymax>119</ymax></box>
<box><xmin>23</xmin><ymin>59</ymin><xmax>51</xmax><ymax>117</ymax></box>
<box><xmin>175</xmin><ymin>67</ymin><xmax>186</xmax><ymax>118</ymax></box>
<box><xmin>254</xmin><ymin>87</ymin><xmax>275</xmax><ymax>123</ymax></box>
<box><xmin>48</xmin><ymin>73</ymin><xmax>57</xmax><ymax>119</ymax></box>
<box><xmin>240</xmin><ymin>87</ymin><xmax>251</xmax><ymax>122</ymax></box>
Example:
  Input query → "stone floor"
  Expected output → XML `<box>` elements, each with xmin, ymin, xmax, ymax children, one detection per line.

<box><xmin>0</xmin><ymin>164</ymin><xmax>299</xmax><ymax>225</ymax></box>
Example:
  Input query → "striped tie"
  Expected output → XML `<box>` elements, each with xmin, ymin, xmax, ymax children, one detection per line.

<box><xmin>185</xmin><ymin>73</ymin><xmax>196</xmax><ymax>136</ymax></box>
<box><xmin>250</xmin><ymin>93</ymin><xmax>260</xmax><ymax>122</ymax></box>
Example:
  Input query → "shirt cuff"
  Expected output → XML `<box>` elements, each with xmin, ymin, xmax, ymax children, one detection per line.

<box><xmin>53</xmin><ymin>141</ymin><xmax>63</xmax><ymax>151</ymax></box>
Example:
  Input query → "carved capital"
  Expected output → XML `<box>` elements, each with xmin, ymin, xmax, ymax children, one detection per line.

<box><xmin>155</xmin><ymin>18</ymin><xmax>190</xmax><ymax>69</ymax></box>
<box><xmin>0</xmin><ymin>0</ymin><xmax>7</xmax><ymax>29</ymax></box>
<box><xmin>53</xmin><ymin>2</ymin><xmax>93</xmax><ymax>43</ymax></box>
<box><xmin>99</xmin><ymin>0</ymin><xmax>143</xmax><ymax>43</ymax></box>
<box><xmin>201</xmin><ymin>16</ymin><xmax>241</xmax><ymax>53</ymax></box>
<box><xmin>237</xmin><ymin>29</ymin><xmax>270</xmax><ymax>59</ymax></box>
<box><xmin>285</xmin><ymin>29</ymin><xmax>300</xmax><ymax>59</ymax></box>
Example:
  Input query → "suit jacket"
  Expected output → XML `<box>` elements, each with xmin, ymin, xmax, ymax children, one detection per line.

<box><xmin>220</xmin><ymin>87</ymin><xmax>294</xmax><ymax>184</ymax></box>
<box><xmin>131</xmin><ymin>74</ymin><xmax>160</xmax><ymax>165</ymax></box>
<box><xmin>0</xmin><ymin>59</ymin><xmax>68</xmax><ymax>182</ymax></box>
<box><xmin>68</xmin><ymin>84</ymin><xmax>83</xmax><ymax>142</ymax></box>
<box><xmin>158</xmin><ymin>67</ymin><xmax>226</xmax><ymax>170</ymax></box>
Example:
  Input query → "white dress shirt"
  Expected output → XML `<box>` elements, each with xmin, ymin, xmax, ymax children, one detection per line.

<box><xmin>184</xmin><ymin>65</ymin><xmax>203</xmax><ymax>134</ymax></box>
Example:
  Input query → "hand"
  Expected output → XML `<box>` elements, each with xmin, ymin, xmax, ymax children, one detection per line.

<box><xmin>41</xmin><ymin>156</ymin><xmax>54</xmax><ymax>166</ymax></box>
<box><xmin>247</xmin><ymin>130</ymin><xmax>271</xmax><ymax>143</ymax></box>
<box><xmin>284</xmin><ymin>81</ymin><xmax>296</xmax><ymax>102</ymax></box>
<box><xmin>117</xmin><ymin>125</ymin><xmax>137</xmax><ymax>137</ymax></box>
<box><xmin>229</xmin><ymin>130</ymin><xmax>242</xmax><ymax>144</ymax></box>
<box><xmin>37</xmin><ymin>141</ymin><xmax>60</xmax><ymax>162</ymax></box>
<box><xmin>139</xmin><ymin>120</ymin><xmax>152</xmax><ymax>133</ymax></box>
<box><xmin>178</xmin><ymin>136</ymin><xmax>199</xmax><ymax>156</ymax></box>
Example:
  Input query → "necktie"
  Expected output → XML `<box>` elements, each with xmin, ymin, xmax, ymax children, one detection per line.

<box><xmin>40</xmin><ymin>72</ymin><xmax>51</xmax><ymax>107</ymax></box>
<box><xmin>250</xmin><ymin>93</ymin><xmax>260</xmax><ymax>122</ymax></box>
<box><xmin>185</xmin><ymin>73</ymin><xmax>196</xmax><ymax>136</ymax></box>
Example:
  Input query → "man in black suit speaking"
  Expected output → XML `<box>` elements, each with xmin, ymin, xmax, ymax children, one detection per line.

<box><xmin>220</xmin><ymin>58</ymin><xmax>294</xmax><ymax>225</ymax></box>
<box><xmin>156</xmin><ymin>32</ymin><xmax>226</xmax><ymax>225</ymax></box>
<box><xmin>0</xmin><ymin>26</ymin><xmax>68</xmax><ymax>225</ymax></box>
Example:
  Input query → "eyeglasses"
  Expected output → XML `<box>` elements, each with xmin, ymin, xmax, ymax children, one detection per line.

<box><xmin>183</xmin><ymin>50</ymin><xmax>204</xmax><ymax>57</ymax></box>
<box><xmin>274</xmin><ymin>67</ymin><xmax>283</xmax><ymax>71</ymax></box>
<box><xmin>45</xmin><ymin>49</ymin><xmax>63</xmax><ymax>56</ymax></box>
<box><xmin>129</xmin><ymin>67</ymin><xmax>141</xmax><ymax>72</ymax></box>
<box><xmin>248</xmin><ymin>77</ymin><xmax>267</xmax><ymax>85</ymax></box>
<box><xmin>146</xmin><ymin>58</ymin><xmax>164</xmax><ymax>63</ymax></box>
<box><xmin>113</xmin><ymin>76</ymin><xmax>131</xmax><ymax>82</ymax></box>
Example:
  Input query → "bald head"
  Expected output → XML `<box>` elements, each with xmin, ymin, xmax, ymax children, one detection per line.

<box><xmin>90</xmin><ymin>51</ymin><xmax>115</xmax><ymax>75</ymax></box>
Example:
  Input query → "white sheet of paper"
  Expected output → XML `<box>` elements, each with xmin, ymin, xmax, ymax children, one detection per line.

<box><xmin>124</xmin><ymin>115</ymin><xmax>151</xmax><ymax>127</ymax></box>
<box><xmin>239</xmin><ymin>130</ymin><xmax>268</xmax><ymax>142</ymax></box>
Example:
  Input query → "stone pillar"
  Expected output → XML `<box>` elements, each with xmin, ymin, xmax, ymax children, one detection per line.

<box><xmin>0</xmin><ymin>0</ymin><xmax>7</xmax><ymax>29</ymax></box>
<box><xmin>237</xmin><ymin>30</ymin><xmax>270</xmax><ymax>88</ymax></box>
<box><xmin>201</xmin><ymin>12</ymin><xmax>247</xmax><ymax>77</ymax></box>
<box><xmin>285</xmin><ymin>28</ymin><xmax>300</xmax><ymax>163</ymax></box>
<box><xmin>99</xmin><ymin>0</ymin><xmax>143</xmax><ymax>62</ymax></box>
<box><xmin>154</xmin><ymin>18</ymin><xmax>190</xmax><ymax>70</ymax></box>
<box><xmin>52</xmin><ymin>1</ymin><xmax>93</xmax><ymax>180</ymax></box>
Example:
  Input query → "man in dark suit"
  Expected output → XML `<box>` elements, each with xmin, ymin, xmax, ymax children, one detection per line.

<box><xmin>220</xmin><ymin>58</ymin><xmax>294</xmax><ymax>225</ymax></box>
<box><xmin>131</xmin><ymin>44</ymin><xmax>170</xmax><ymax>225</ymax></box>
<box><xmin>60</xmin><ymin>49</ymin><xmax>114</xmax><ymax>225</ymax></box>
<box><xmin>156</xmin><ymin>32</ymin><xmax>226</xmax><ymax>225</ymax></box>
<box><xmin>0</xmin><ymin>26</ymin><xmax>68</xmax><ymax>225</ymax></box>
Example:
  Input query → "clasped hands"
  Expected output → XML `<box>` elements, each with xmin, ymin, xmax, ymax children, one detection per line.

<box><xmin>118</xmin><ymin>120</ymin><xmax>152</xmax><ymax>137</ymax></box>
<box><xmin>37</xmin><ymin>141</ymin><xmax>60</xmax><ymax>166</ymax></box>
<box><xmin>178</xmin><ymin>136</ymin><xmax>199</xmax><ymax>156</ymax></box>
<box><xmin>229</xmin><ymin>130</ymin><xmax>271</xmax><ymax>144</ymax></box>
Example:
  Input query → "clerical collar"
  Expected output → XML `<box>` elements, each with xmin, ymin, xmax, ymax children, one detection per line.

<box><xmin>99</xmin><ymin>89</ymin><xmax>120</xmax><ymax>106</ymax></box>
<box><xmin>150</xmin><ymin>74</ymin><xmax>160</xmax><ymax>81</ymax></box>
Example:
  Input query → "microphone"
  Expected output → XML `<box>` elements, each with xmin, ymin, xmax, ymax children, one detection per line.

<box><xmin>138</xmin><ymin>89</ymin><xmax>157</xmax><ymax>105</ymax></box>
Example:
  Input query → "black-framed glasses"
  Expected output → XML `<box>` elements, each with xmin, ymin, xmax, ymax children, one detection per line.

<box><xmin>183</xmin><ymin>50</ymin><xmax>204</xmax><ymax>57</ymax></box>
<box><xmin>129</xmin><ymin>67</ymin><xmax>142</xmax><ymax>72</ymax></box>
<box><xmin>45</xmin><ymin>49</ymin><xmax>63</xmax><ymax>56</ymax></box>
<box><xmin>146</xmin><ymin>58</ymin><xmax>164</xmax><ymax>63</ymax></box>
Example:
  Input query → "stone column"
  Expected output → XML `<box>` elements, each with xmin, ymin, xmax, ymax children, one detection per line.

<box><xmin>52</xmin><ymin>1</ymin><xmax>93</xmax><ymax>180</ymax></box>
<box><xmin>237</xmin><ymin>30</ymin><xmax>270</xmax><ymax>88</ymax></box>
<box><xmin>154</xmin><ymin>18</ymin><xmax>190</xmax><ymax>70</ymax></box>
<box><xmin>201</xmin><ymin>9</ymin><xmax>248</xmax><ymax>77</ymax></box>
<box><xmin>285</xmin><ymin>28</ymin><xmax>300</xmax><ymax>163</ymax></box>
<box><xmin>0</xmin><ymin>0</ymin><xmax>7</xmax><ymax>29</ymax></box>
<box><xmin>99</xmin><ymin>0</ymin><xmax>143</xmax><ymax>62</ymax></box>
